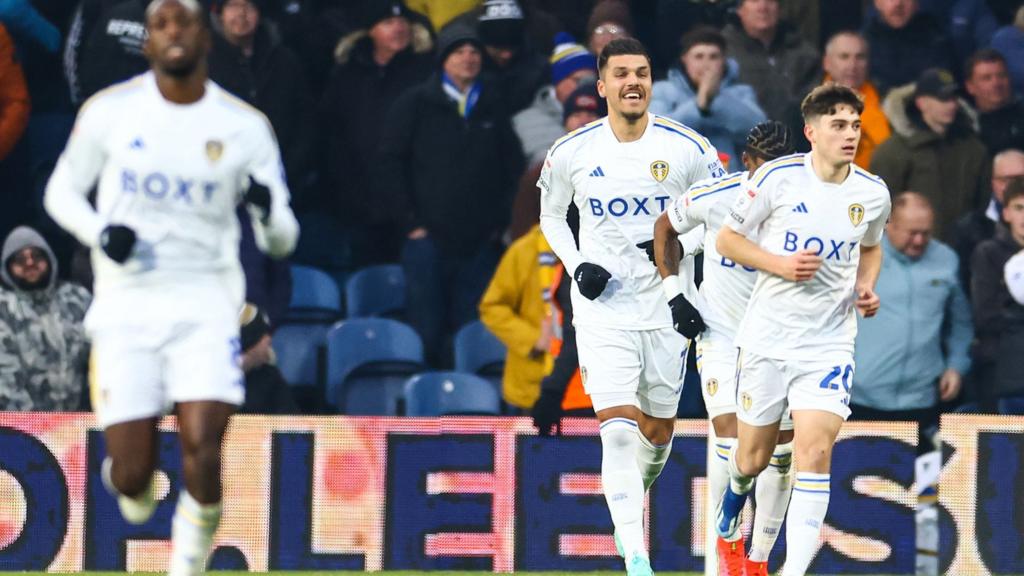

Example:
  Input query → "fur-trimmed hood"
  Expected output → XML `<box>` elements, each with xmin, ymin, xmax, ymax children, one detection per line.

<box><xmin>882</xmin><ymin>81</ymin><xmax>979</xmax><ymax>140</ymax></box>
<box><xmin>333</xmin><ymin>21</ymin><xmax>433</xmax><ymax>65</ymax></box>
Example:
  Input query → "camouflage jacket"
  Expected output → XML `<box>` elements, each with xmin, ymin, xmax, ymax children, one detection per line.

<box><xmin>0</xmin><ymin>284</ymin><xmax>92</xmax><ymax>411</ymax></box>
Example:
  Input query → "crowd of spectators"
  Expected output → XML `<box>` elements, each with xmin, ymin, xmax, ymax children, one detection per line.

<box><xmin>3</xmin><ymin>0</ymin><xmax>1024</xmax><ymax>423</ymax></box>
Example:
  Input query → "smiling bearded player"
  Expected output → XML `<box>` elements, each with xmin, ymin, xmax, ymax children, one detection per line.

<box><xmin>539</xmin><ymin>37</ymin><xmax>723</xmax><ymax>576</ymax></box>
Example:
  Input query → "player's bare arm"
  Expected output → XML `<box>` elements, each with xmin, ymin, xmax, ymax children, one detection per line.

<box><xmin>717</xmin><ymin>226</ymin><xmax>821</xmax><ymax>282</ymax></box>
<box><xmin>854</xmin><ymin>243</ymin><xmax>882</xmax><ymax>317</ymax></box>
<box><xmin>653</xmin><ymin>213</ymin><xmax>681</xmax><ymax>279</ymax></box>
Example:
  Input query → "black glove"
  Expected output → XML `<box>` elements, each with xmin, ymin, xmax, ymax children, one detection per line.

<box><xmin>531</xmin><ymin>388</ymin><xmax>564</xmax><ymax>436</ymax></box>
<box><xmin>244</xmin><ymin>176</ymin><xmax>272</xmax><ymax>222</ymax></box>
<box><xmin>574</xmin><ymin>262</ymin><xmax>611</xmax><ymax>300</ymax></box>
<box><xmin>669</xmin><ymin>294</ymin><xmax>705</xmax><ymax>338</ymax></box>
<box><xmin>100</xmin><ymin>225</ymin><xmax>136</xmax><ymax>264</ymax></box>
<box><xmin>636</xmin><ymin>239</ymin><xmax>656</xmax><ymax>264</ymax></box>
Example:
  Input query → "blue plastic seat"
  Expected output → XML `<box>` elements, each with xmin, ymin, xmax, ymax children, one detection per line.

<box><xmin>325</xmin><ymin>318</ymin><xmax>424</xmax><ymax>414</ymax></box>
<box><xmin>345</xmin><ymin>265</ymin><xmax>405</xmax><ymax>318</ymax></box>
<box><xmin>404</xmin><ymin>372</ymin><xmax>502</xmax><ymax>416</ymax></box>
<box><xmin>286</xmin><ymin>265</ymin><xmax>342</xmax><ymax>322</ymax></box>
<box><xmin>272</xmin><ymin>324</ymin><xmax>329</xmax><ymax>388</ymax></box>
<box><xmin>454</xmin><ymin>320</ymin><xmax>506</xmax><ymax>375</ymax></box>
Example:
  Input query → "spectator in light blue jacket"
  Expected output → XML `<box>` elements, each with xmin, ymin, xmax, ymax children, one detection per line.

<box><xmin>852</xmin><ymin>192</ymin><xmax>973</xmax><ymax>450</ymax></box>
<box><xmin>650</xmin><ymin>26</ymin><xmax>765</xmax><ymax>171</ymax></box>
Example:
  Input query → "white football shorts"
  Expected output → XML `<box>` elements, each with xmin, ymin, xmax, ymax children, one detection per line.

<box><xmin>89</xmin><ymin>317</ymin><xmax>245</xmax><ymax>428</ymax></box>
<box><xmin>734</xmin><ymin>348</ymin><xmax>854</xmax><ymax>426</ymax></box>
<box><xmin>576</xmin><ymin>325</ymin><xmax>688</xmax><ymax>418</ymax></box>
<box><xmin>697</xmin><ymin>332</ymin><xmax>792</xmax><ymax>430</ymax></box>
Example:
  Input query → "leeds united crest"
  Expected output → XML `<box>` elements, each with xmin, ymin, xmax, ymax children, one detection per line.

<box><xmin>205</xmin><ymin>140</ymin><xmax>224</xmax><ymax>162</ymax></box>
<box><xmin>650</xmin><ymin>160</ymin><xmax>669</xmax><ymax>182</ymax></box>
<box><xmin>849</xmin><ymin>203</ymin><xmax>865</xmax><ymax>226</ymax></box>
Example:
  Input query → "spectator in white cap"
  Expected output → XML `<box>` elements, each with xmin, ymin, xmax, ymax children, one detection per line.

<box><xmin>513</xmin><ymin>32</ymin><xmax>597</xmax><ymax>162</ymax></box>
<box><xmin>477</xmin><ymin>0</ymin><xmax>547</xmax><ymax>114</ymax></box>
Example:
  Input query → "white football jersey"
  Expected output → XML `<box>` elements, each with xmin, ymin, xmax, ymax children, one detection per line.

<box><xmin>724</xmin><ymin>153</ymin><xmax>891</xmax><ymax>360</ymax></box>
<box><xmin>45</xmin><ymin>72</ymin><xmax>299</xmax><ymax>326</ymax></box>
<box><xmin>539</xmin><ymin>114</ymin><xmax>725</xmax><ymax>329</ymax></box>
<box><xmin>667</xmin><ymin>171</ymin><xmax>756</xmax><ymax>340</ymax></box>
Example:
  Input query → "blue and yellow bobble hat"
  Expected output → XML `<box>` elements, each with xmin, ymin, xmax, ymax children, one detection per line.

<box><xmin>550</xmin><ymin>32</ymin><xmax>597</xmax><ymax>86</ymax></box>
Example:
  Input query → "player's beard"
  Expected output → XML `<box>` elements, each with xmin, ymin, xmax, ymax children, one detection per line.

<box><xmin>161</xmin><ymin>58</ymin><xmax>200</xmax><ymax>78</ymax></box>
<box><xmin>620</xmin><ymin>109</ymin><xmax>646</xmax><ymax>123</ymax></box>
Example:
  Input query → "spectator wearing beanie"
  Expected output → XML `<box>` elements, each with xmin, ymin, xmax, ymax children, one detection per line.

<box><xmin>208</xmin><ymin>0</ymin><xmax>315</xmax><ymax>202</ymax></box>
<box><xmin>651</xmin><ymin>26</ymin><xmax>766</xmax><ymax>171</ymax></box>
<box><xmin>477</xmin><ymin>0</ymin><xmax>547</xmax><ymax>115</ymax></box>
<box><xmin>508</xmin><ymin>83</ymin><xmax>605</xmax><ymax>241</ymax></box>
<box><xmin>316</xmin><ymin>0</ymin><xmax>433</xmax><ymax>267</ymax></box>
<box><xmin>377</xmin><ymin>24</ymin><xmax>524</xmax><ymax>366</ymax></box>
<box><xmin>513</xmin><ymin>32</ymin><xmax>597</xmax><ymax>162</ymax></box>
<box><xmin>585</xmin><ymin>0</ymin><xmax>633</xmax><ymax>56</ymax></box>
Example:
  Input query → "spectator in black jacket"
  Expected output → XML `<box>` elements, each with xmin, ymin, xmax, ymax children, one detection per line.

<box><xmin>477</xmin><ymin>0</ymin><xmax>547</xmax><ymax>116</ymax></box>
<box><xmin>208</xmin><ymin>0</ymin><xmax>315</xmax><ymax>202</ymax></box>
<box><xmin>964</xmin><ymin>49</ymin><xmax>1024</xmax><ymax>155</ymax></box>
<box><xmin>971</xmin><ymin>177</ymin><xmax>1024</xmax><ymax>414</ymax></box>
<box><xmin>76</xmin><ymin>0</ymin><xmax>147</xmax><ymax>101</ymax></box>
<box><xmin>318</xmin><ymin>0</ymin><xmax>433</xmax><ymax>266</ymax></box>
<box><xmin>955</xmin><ymin>149</ymin><xmax>1024</xmax><ymax>295</ymax></box>
<box><xmin>863</xmin><ymin>0</ymin><xmax>956</xmax><ymax>95</ymax></box>
<box><xmin>378</xmin><ymin>24</ymin><xmax>524</xmax><ymax>365</ymax></box>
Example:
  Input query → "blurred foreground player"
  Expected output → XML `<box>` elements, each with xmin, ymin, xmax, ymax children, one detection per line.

<box><xmin>43</xmin><ymin>1</ymin><xmax>298</xmax><ymax>574</ymax></box>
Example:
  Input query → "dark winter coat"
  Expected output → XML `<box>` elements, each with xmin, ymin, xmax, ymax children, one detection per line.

<box><xmin>862</xmin><ymin>11</ymin><xmax>956</xmax><ymax>95</ymax></box>
<box><xmin>208</xmin><ymin>22</ymin><xmax>316</xmax><ymax>198</ymax></box>
<box><xmin>970</xmin><ymin>226</ymin><xmax>1024</xmax><ymax>399</ymax></box>
<box><xmin>871</xmin><ymin>83</ymin><xmax>990</xmax><ymax>242</ymax></box>
<box><xmin>319</xmin><ymin>26</ymin><xmax>433</xmax><ymax>223</ymax></box>
<box><xmin>377</xmin><ymin>72</ymin><xmax>524</xmax><ymax>256</ymax></box>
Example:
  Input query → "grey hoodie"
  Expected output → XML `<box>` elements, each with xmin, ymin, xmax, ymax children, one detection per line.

<box><xmin>0</xmin><ymin>226</ymin><xmax>92</xmax><ymax>411</ymax></box>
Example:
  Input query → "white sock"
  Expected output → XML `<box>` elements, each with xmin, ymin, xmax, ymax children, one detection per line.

<box><xmin>636</xmin><ymin>432</ymin><xmax>672</xmax><ymax>492</ymax></box>
<box><xmin>749</xmin><ymin>441</ymin><xmax>793</xmax><ymax>562</ymax></box>
<box><xmin>709</xmin><ymin>437</ymin><xmax>735</xmax><ymax>503</ymax></box>
<box><xmin>727</xmin><ymin>444</ymin><xmax>755</xmax><ymax>495</ymax></box>
<box><xmin>781</xmin><ymin>472</ymin><xmax>830</xmax><ymax>576</ymax></box>
<box><xmin>599</xmin><ymin>418</ymin><xmax>646</xmax><ymax>559</ymax></box>
<box><xmin>169</xmin><ymin>491</ymin><xmax>222</xmax><ymax>576</ymax></box>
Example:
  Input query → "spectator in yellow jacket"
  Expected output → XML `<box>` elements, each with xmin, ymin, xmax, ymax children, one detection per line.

<box><xmin>479</xmin><ymin>224</ymin><xmax>557</xmax><ymax>409</ymax></box>
<box><xmin>405</xmin><ymin>0</ymin><xmax>481</xmax><ymax>33</ymax></box>
<box><xmin>480</xmin><ymin>223</ymin><xmax>592</xmax><ymax>415</ymax></box>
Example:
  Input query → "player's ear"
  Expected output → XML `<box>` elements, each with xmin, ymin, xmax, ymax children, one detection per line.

<box><xmin>802</xmin><ymin>122</ymin><xmax>814</xmax><ymax>146</ymax></box>
<box><xmin>596</xmin><ymin>77</ymin><xmax>606</xmax><ymax>98</ymax></box>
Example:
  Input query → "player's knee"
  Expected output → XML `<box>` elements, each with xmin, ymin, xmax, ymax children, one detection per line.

<box><xmin>112</xmin><ymin>459</ymin><xmax>155</xmax><ymax>497</ymax></box>
<box><xmin>737</xmin><ymin>445</ymin><xmax>773</xmax><ymax>477</ymax></box>
<box><xmin>795</xmin><ymin>441</ymin><xmax>833</xmax><ymax>473</ymax></box>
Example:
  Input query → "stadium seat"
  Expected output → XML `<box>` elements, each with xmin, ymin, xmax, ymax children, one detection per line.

<box><xmin>286</xmin><ymin>265</ymin><xmax>342</xmax><ymax>322</ymax></box>
<box><xmin>272</xmin><ymin>324</ymin><xmax>330</xmax><ymax>412</ymax></box>
<box><xmin>325</xmin><ymin>318</ymin><xmax>424</xmax><ymax>415</ymax></box>
<box><xmin>453</xmin><ymin>321</ymin><xmax>506</xmax><ymax>400</ymax></box>
<box><xmin>403</xmin><ymin>372</ymin><xmax>502</xmax><ymax>416</ymax></box>
<box><xmin>454</xmin><ymin>320</ymin><xmax>506</xmax><ymax>375</ymax></box>
<box><xmin>345</xmin><ymin>264</ymin><xmax>406</xmax><ymax>318</ymax></box>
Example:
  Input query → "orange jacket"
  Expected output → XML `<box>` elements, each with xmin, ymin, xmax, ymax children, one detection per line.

<box><xmin>825</xmin><ymin>75</ymin><xmax>891</xmax><ymax>169</ymax></box>
<box><xmin>0</xmin><ymin>24</ymin><xmax>29</xmax><ymax>161</ymax></box>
